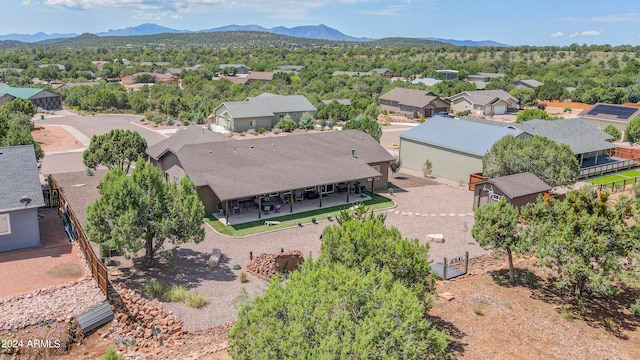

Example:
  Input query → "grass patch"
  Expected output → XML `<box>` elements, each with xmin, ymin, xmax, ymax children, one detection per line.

<box><xmin>144</xmin><ymin>280</ymin><xmax>206</xmax><ymax>309</ymax></box>
<box><xmin>206</xmin><ymin>194</ymin><xmax>394</xmax><ymax>237</ymax></box>
<box><xmin>103</xmin><ymin>346</ymin><xmax>125</xmax><ymax>360</ymax></box>
<box><xmin>560</xmin><ymin>306</ymin><xmax>575</xmax><ymax>321</ymax></box>
<box><xmin>588</xmin><ymin>174</ymin><xmax>625</xmax><ymax>185</ymax></box>
<box><xmin>619</xmin><ymin>170</ymin><xmax>640</xmax><ymax>177</ymax></box>
<box><xmin>473</xmin><ymin>307</ymin><xmax>485</xmax><ymax>316</ymax></box>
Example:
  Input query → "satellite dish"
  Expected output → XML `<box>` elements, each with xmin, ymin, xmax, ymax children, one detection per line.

<box><xmin>20</xmin><ymin>196</ymin><xmax>32</xmax><ymax>205</ymax></box>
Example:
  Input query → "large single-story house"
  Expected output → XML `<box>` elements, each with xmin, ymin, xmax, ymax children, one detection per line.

<box><xmin>120</xmin><ymin>72</ymin><xmax>179</xmax><ymax>86</ymax></box>
<box><xmin>399</xmin><ymin>116</ymin><xmax>527</xmax><ymax>182</ymax></box>
<box><xmin>209</xmin><ymin>93</ymin><xmax>316</xmax><ymax>133</ymax></box>
<box><xmin>472</xmin><ymin>172</ymin><xmax>551</xmax><ymax>210</ymax></box>
<box><xmin>435</xmin><ymin>69</ymin><xmax>459</xmax><ymax>80</ymax></box>
<box><xmin>448</xmin><ymin>89</ymin><xmax>518</xmax><ymax>115</ymax></box>
<box><xmin>379</xmin><ymin>88</ymin><xmax>451</xmax><ymax>119</ymax></box>
<box><xmin>146</xmin><ymin>129</ymin><xmax>394</xmax><ymax>218</ymax></box>
<box><xmin>0</xmin><ymin>145</ymin><xmax>45</xmax><ymax>253</ymax></box>
<box><xmin>579</xmin><ymin>103</ymin><xmax>640</xmax><ymax>141</ymax></box>
<box><xmin>0</xmin><ymin>86</ymin><xmax>62</xmax><ymax>110</ymax></box>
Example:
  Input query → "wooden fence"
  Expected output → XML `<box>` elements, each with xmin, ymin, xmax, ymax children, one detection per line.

<box><xmin>468</xmin><ymin>172</ymin><xmax>489</xmax><ymax>191</ymax></box>
<box><xmin>48</xmin><ymin>175</ymin><xmax>109</xmax><ymax>297</ymax></box>
<box><xmin>593</xmin><ymin>176</ymin><xmax>640</xmax><ymax>192</ymax></box>
<box><xmin>608</xmin><ymin>147</ymin><xmax>640</xmax><ymax>160</ymax></box>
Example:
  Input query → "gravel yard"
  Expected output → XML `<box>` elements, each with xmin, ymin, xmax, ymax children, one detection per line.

<box><xmin>108</xmin><ymin>169</ymin><xmax>484</xmax><ymax>331</ymax></box>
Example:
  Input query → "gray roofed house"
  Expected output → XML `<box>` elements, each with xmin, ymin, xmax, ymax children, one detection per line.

<box><xmin>579</xmin><ymin>103</ymin><xmax>640</xmax><ymax>141</ymax></box>
<box><xmin>411</xmin><ymin>78</ymin><xmax>442</xmax><ymax>87</ymax></box>
<box><xmin>0</xmin><ymin>145</ymin><xmax>45</xmax><ymax>252</ymax></box>
<box><xmin>148</xmin><ymin>129</ymin><xmax>394</xmax><ymax>219</ymax></box>
<box><xmin>277</xmin><ymin>65</ymin><xmax>305</xmax><ymax>71</ymax></box>
<box><xmin>209</xmin><ymin>93</ymin><xmax>316</xmax><ymax>133</ymax></box>
<box><xmin>472</xmin><ymin>172</ymin><xmax>551</xmax><ymax>209</ymax></box>
<box><xmin>448</xmin><ymin>89</ymin><xmax>518</xmax><ymax>116</ymax></box>
<box><xmin>219</xmin><ymin>64</ymin><xmax>251</xmax><ymax>75</ymax></box>
<box><xmin>435</xmin><ymin>69</ymin><xmax>459</xmax><ymax>80</ymax></box>
<box><xmin>321</xmin><ymin>99</ymin><xmax>351</xmax><ymax>106</ymax></box>
<box><xmin>379</xmin><ymin>88</ymin><xmax>451</xmax><ymax>119</ymax></box>
<box><xmin>514</xmin><ymin>79</ymin><xmax>544</xmax><ymax>89</ymax></box>
<box><xmin>399</xmin><ymin>116</ymin><xmax>527</xmax><ymax>182</ymax></box>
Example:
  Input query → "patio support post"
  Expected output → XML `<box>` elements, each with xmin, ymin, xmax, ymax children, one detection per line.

<box><xmin>319</xmin><ymin>186</ymin><xmax>322</xmax><ymax>208</ymax></box>
<box><xmin>346</xmin><ymin>181</ymin><xmax>350</xmax><ymax>203</ymax></box>
<box><xmin>579</xmin><ymin>154</ymin><xmax>584</xmax><ymax>167</ymax></box>
<box><xmin>258</xmin><ymin>196</ymin><xmax>262</xmax><ymax>219</ymax></box>
<box><xmin>370</xmin><ymin>177</ymin><xmax>375</xmax><ymax>198</ymax></box>
<box><xmin>595</xmin><ymin>152</ymin><xmax>599</xmax><ymax>165</ymax></box>
<box><xmin>290</xmin><ymin>190</ymin><xmax>294</xmax><ymax>213</ymax></box>
<box><xmin>225</xmin><ymin>201</ymin><xmax>229</xmax><ymax>224</ymax></box>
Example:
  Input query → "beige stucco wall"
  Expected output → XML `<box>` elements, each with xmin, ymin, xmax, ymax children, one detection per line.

<box><xmin>582</xmin><ymin>118</ymin><xmax>627</xmax><ymax>140</ymax></box>
<box><xmin>450</xmin><ymin>98</ymin><xmax>472</xmax><ymax>114</ymax></box>
<box><xmin>399</xmin><ymin>139</ymin><xmax>483</xmax><ymax>183</ymax></box>
<box><xmin>197</xmin><ymin>186</ymin><xmax>220</xmax><ymax>216</ymax></box>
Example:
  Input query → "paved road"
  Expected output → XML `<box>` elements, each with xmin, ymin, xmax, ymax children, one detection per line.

<box><xmin>36</xmin><ymin>113</ymin><xmax>168</xmax><ymax>174</ymax></box>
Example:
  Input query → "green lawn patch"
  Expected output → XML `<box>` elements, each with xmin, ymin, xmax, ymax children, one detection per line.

<box><xmin>205</xmin><ymin>194</ymin><xmax>395</xmax><ymax>237</ymax></box>
<box><xmin>618</xmin><ymin>170</ymin><xmax>640</xmax><ymax>178</ymax></box>
<box><xmin>588</xmin><ymin>174</ymin><xmax>625</xmax><ymax>185</ymax></box>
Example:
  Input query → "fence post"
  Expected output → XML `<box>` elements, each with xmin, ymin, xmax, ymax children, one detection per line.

<box><xmin>443</xmin><ymin>257</ymin><xmax>448</xmax><ymax>280</ymax></box>
<box><xmin>464</xmin><ymin>251</ymin><xmax>469</xmax><ymax>274</ymax></box>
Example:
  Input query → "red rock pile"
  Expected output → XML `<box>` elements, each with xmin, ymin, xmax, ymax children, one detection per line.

<box><xmin>246</xmin><ymin>250</ymin><xmax>304</xmax><ymax>278</ymax></box>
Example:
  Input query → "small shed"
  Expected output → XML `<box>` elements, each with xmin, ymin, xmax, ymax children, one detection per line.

<box><xmin>472</xmin><ymin>172</ymin><xmax>551</xmax><ymax>210</ymax></box>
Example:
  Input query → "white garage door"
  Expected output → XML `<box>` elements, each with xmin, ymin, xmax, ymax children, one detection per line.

<box><xmin>493</xmin><ymin>105</ymin><xmax>506</xmax><ymax>115</ymax></box>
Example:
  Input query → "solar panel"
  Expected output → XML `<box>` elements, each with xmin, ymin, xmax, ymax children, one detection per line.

<box><xmin>586</xmin><ymin>104</ymin><xmax>637</xmax><ymax>119</ymax></box>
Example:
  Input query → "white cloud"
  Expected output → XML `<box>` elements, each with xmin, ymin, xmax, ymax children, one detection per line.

<box><xmin>550</xmin><ymin>31</ymin><xmax>563</xmax><ymax>38</ymax></box>
<box><xmin>570</xmin><ymin>30</ymin><xmax>602</xmax><ymax>38</ymax></box>
<box><xmin>559</xmin><ymin>13</ymin><xmax>640</xmax><ymax>23</ymax></box>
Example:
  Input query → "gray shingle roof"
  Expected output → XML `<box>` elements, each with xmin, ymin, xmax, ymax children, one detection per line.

<box><xmin>174</xmin><ymin>130</ymin><xmax>394</xmax><ymax>201</ymax></box>
<box><xmin>478</xmin><ymin>172</ymin><xmax>551</xmax><ymax>199</ymax></box>
<box><xmin>0</xmin><ymin>145</ymin><xmax>45</xmax><ymax>211</ymax></box>
<box><xmin>510</xmin><ymin>118</ymin><xmax>615</xmax><ymax>155</ymax></box>
<box><xmin>400</xmin><ymin>116</ymin><xmax>525</xmax><ymax>157</ymax></box>
<box><xmin>448</xmin><ymin>89</ymin><xmax>517</xmax><ymax>106</ymax></box>
<box><xmin>53</xmin><ymin>169</ymin><xmax>109</xmax><ymax>226</ymax></box>
<box><xmin>215</xmin><ymin>93</ymin><xmax>316</xmax><ymax>120</ymax></box>
<box><xmin>146</xmin><ymin>126</ymin><xmax>233</xmax><ymax>160</ymax></box>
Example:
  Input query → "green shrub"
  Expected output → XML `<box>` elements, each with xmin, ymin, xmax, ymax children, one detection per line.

<box><xmin>456</xmin><ymin>110</ymin><xmax>470</xmax><ymax>117</ymax></box>
<box><xmin>603</xmin><ymin>125</ymin><xmax>622</xmax><ymax>141</ymax></box>
<box><xmin>298</xmin><ymin>112</ymin><xmax>316</xmax><ymax>130</ymax></box>
<box><xmin>166</xmin><ymin>285</ymin><xmax>189</xmax><ymax>302</ymax></box>
<box><xmin>563</xmin><ymin>106</ymin><xmax>572</xmax><ymax>113</ymax></box>
<box><xmin>630</xmin><ymin>299</ymin><xmax>640</xmax><ymax>317</ymax></box>
<box><xmin>239</xmin><ymin>132</ymin><xmax>246</xmax><ymax>136</ymax></box>
<box><xmin>257</xmin><ymin>127</ymin><xmax>266</xmax><ymax>134</ymax></box>
<box><xmin>419</xmin><ymin>118</ymin><xmax>425</xmax><ymax>123</ymax></box>
<box><xmin>274</xmin><ymin>118</ymin><xmax>297</xmax><ymax>132</ymax></box>
<box><xmin>273</xmin><ymin>130</ymin><xmax>280</xmax><ymax>135</ymax></box>
<box><xmin>186</xmin><ymin>293</ymin><xmax>207</xmax><ymax>309</ymax></box>
<box><xmin>145</xmin><ymin>279</ymin><xmax>169</xmax><ymax>298</ymax></box>
<box><xmin>239</xmin><ymin>272</ymin><xmax>248</xmax><ymax>283</ymax></box>
<box><xmin>103</xmin><ymin>346</ymin><xmax>125</xmax><ymax>360</ymax></box>
<box><xmin>388</xmin><ymin>187</ymin><xmax>394</xmax><ymax>195</ymax></box>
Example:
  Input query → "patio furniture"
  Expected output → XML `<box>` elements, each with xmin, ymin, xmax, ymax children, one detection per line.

<box><xmin>263</xmin><ymin>205</ymin><xmax>272</xmax><ymax>214</ymax></box>
<box><xmin>274</xmin><ymin>204</ymin><xmax>281</xmax><ymax>213</ymax></box>
<box><xmin>295</xmin><ymin>193</ymin><xmax>304</xmax><ymax>202</ymax></box>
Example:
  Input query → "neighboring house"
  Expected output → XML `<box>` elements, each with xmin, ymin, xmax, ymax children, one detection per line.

<box><xmin>511</xmin><ymin>118</ymin><xmax>616</xmax><ymax>167</ymax></box>
<box><xmin>91</xmin><ymin>61</ymin><xmax>109</xmax><ymax>70</ymax></box>
<box><xmin>399</xmin><ymin>116</ymin><xmax>527</xmax><ymax>182</ymax></box>
<box><xmin>246</xmin><ymin>71</ymin><xmax>274</xmax><ymax>83</ymax></box>
<box><xmin>277</xmin><ymin>65</ymin><xmax>305</xmax><ymax>71</ymax></box>
<box><xmin>411</xmin><ymin>78</ymin><xmax>442</xmax><ymax>87</ymax></box>
<box><xmin>165</xmin><ymin>65</ymin><xmax>201</xmax><ymax>77</ymax></box>
<box><xmin>219</xmin><ymin>64</ymin><xmax>251</xmax><ymax>75</ymax></box>
<box><xmin>209</xmin><ymin>93</ymin><xmax>316</xmax><ymax>133</ymax></box>
<box><xmin>120</xmin><ymin>72</ymin><xmax>179</xmax><ymax>86</ymax></box>
<box><xmin>332</xmin><ymin>71</ymin><xmax>366</xmax><ymax>77</ymax></box>
<box><xmin>371</xmin><ymin>68</ymin><xmax>394</xmax><ymax>78</ymax></box>
<box><xmin>448</xmin><ymin>89</ymin><xmax>518</xmax><ymax>115</ymax></box>
<box><xmin>52</xmin><ymin>82</ymin><xmax>100</xmax><ymax>90</ymax></box>
<box><xmin>146</xmin><ymin>130</ymin><xmax>394</xmax><ymax>217</ymax></box>
<box><xmin>0</xmin><ymin>68</ymin><xmax>25</xmax><ymax>75</ymax></box>
<box><xmin>514</xmin><ymin>79</ymin><xmax>543</xmax><ymax>89</ymax></box>
<box><xmin>0</xmin><ymin>86</ymin><xmax>62</xmax><ymax>110</ymax></box>
<box><xmin>37</xmin><ymin>64</ymin><xmax>65</xmax><ymax>71</ymax></box>
<box><xmin>138</xmin><ymin>61</ymin><xmax>170</xmax><ymax>67</ymax></box>
<box><xmin>379</xmin><ymin>88</ymin><xmax>451</xmax><ymax>119</ymax></box>
<box><xmin>579</xmin><ymin>103</ymin><xmax>640</xmax><ymax>141</ymax></box>
<box><xmin>472</xmin><ymin>172</ymin><xmax>551</xmax><ymax>210</ymax></box>
<box><xmin>466</xmin><ymin>72</ymin><xmax>505</xmax><ymax>90</ymax></box>
<box><xmin>436</xmin><ymin>69</ymin><xmax>459</xmax><ymax>80</ymax></box>
<box><xmin>0</xmin><ymin>93</ymin><xmax>15</xmax><ymax>106</ymax></box>
<box><xmin>0</xmin><ymin>145</ymin><xmax>45</xmax><ymax>253</ymax></box>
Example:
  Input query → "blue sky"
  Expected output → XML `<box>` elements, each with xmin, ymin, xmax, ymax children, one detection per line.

<box><xmin>3</xmin><ymin>0</ymin><xmax>639</xmax><ymax>46</ymax></box>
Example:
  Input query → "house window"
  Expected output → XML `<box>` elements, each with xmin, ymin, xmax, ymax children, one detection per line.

<box><xmin>249</xmin><ymin>120</ymin><xmax>256</xmax><ymax>128</ymax></box>
<box><xmin>491</xmin><ymin>193</ymin><xmax>502</xmax><ymax>202</ymax></box>
<box><xmin>0</xmin><ymin>214</ymin><xmax>10</xmax><ymax>235</ymax></box>
<box><xmin>174</xmin><ymin>176</ymin><xmax>179</xmax><ymax>184</ymax></box>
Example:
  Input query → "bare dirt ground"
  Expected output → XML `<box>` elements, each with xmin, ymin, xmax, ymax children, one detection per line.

<box><xmin>31</xmin><ymin>124</ymin><xmax>85</xmax><ymax>153</ymax></box>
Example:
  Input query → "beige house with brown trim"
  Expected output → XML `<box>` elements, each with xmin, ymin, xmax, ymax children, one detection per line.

<box><xmin>379</xmin><ymin>88</ymin><xmax>451</xmax><ymax>119</ymax></box>
<box><xmin>448</xmin><ymin>90</ymin><xmax>518</xmax><ymax>115</ymax></box>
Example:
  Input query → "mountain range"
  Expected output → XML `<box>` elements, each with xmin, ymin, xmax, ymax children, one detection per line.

<box><xmin>0</xmin><ymin>23</ymin><xmax>508</xmax><ymax>46</ymax></box>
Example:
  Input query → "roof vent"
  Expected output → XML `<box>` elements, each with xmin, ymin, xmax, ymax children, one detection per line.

<box><xmin>351</xmin><ymin>149</ymin><xmax>356</xmax><ymax>158</ymax></box>
<box><xmin>20</xmin><ymin>196</ymin><xmax>32</xmax><ymax>206</ymax></box>
<box><xmin>250</xmin><ymin>145</ymin><xmax>254</xmax><ymax>149</ymax></box>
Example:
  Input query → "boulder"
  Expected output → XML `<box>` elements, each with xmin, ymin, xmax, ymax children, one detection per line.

<box><xmin>207</xmin><ymin>248</ymin><xmax>222</xmax><ymax>267</ymax></box>
<box><xmin>427</xmin><ymin>234</ymin><xmax>445</xmax><ymax>243</ymax></box>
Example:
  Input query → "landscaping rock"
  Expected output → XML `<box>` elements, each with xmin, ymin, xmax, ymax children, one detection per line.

<box><xmin>427</xmin><ymin>234</ymin><xmax>445</xmax><ymax>243</ymax></box>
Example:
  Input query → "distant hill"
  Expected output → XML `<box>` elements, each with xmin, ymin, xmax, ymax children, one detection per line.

<box><xmin>425</xmin><ymin>37</ymin><xmax>510</xmax><ymax>47</ymax></box>
<box><xmin>0</xmin><ymin>31</ymin><xmax>77</xmax><ymax>43</ymax></box>
<box><xmin>96</xmin><ymin>23</ymin><xmax>190</xmax><ymax>37</ymax></box>
<box><xmin>202</xmin><ymin>24</ymin><xmax>372</xmax><ymax>42</ymax></box>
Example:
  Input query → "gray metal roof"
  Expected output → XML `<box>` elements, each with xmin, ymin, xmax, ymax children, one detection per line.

<box><xmin>174</xmin><ymin>130</ymin><xmax>394</xmax><ymax>201</ymax></box>
<box><xmin>400</xmin><ymin>116</ymin><xmax>525</xmax><ymax>157</ymax></box>
<box><xmin>0</xmin><ymin>145</ymin><xmax>45</xmax><ymax>211</ymax></box>
<box><xmin>509</xmin><ymin>118</ymin><xmax>615</xmax><ymax>155</ymax></box>
<box><xmin>476</xmin><ymin>172</ymin><xmax>551</xmax><ymax>199</ymax></box>
<box><xmin>146</xmin><ymin>126</ymin><xmax>233</xmax><ymax>160</ymax></box>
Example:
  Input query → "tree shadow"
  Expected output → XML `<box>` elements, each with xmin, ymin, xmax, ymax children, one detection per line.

<box><xmin>113</xmin><ymin>247</ymin><xmax>237</xmax><ymax>294</ymax></box>
<box><xmin>428</xmin><ymin>314</ymin><xmax>467</xmax><ymax>356</ymax></box>
<box><xmin>490</xmin><ymin>268</ymin><xmax>640</xmax><ymax>339</ymax></box>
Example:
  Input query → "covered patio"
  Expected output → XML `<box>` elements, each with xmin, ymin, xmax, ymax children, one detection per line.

<box><xmin>214</xmin><ymin>188</ymin><xmax>372</xmax><ymax>225</ymax></box>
